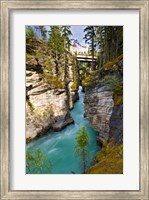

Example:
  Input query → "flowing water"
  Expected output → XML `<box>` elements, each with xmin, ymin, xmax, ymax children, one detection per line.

<box><xmin>26</xmin><ymin>86</ymin><xmax>100</xmax><ymax>174</ymax></box>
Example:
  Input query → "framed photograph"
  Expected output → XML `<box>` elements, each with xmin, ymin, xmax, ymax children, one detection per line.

<box><xmin>0</xmin><ymin>0</ymin><xmax>148</xmax><ymax>199</ymax></box>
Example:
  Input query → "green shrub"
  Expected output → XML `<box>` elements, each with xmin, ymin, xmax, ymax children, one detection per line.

<box><xmin>103</xmin><ymin>54</ymin><xmax>123</xmax><ymax>70</ymax></box>
<box><xmin>26</xmin><ymin>148</ymin><xmax>52</xmax><ymax>174</ymax></box>
<box><xmin>103</xmin><ymin>61</ymin><xmax>115</xmax><ymax>70</ymax></box>
<box><xmin>71</xmin><ymin>82</ymin><xmax>78</xmax><ymax>91</ymax></box>
<box><xmin>26</xmin><ymin>53</ymin><xmax>33</xmax><ymax>59</ymax></box>
<box><xmin>26</xmin><ymin>26</ymin><xmax>35</xmax><ymax>40</ymax></box>
<box><xmin>102</xmin><ymin>74</ymin><xmax>123</xmax><ymax>105</ymax></box>
<box><xmin>113</xmin><ymin>94</ymin><xmax>123</xmax><ymax>106</ymax></box>
<box><xmin>43</xmin><ymin>73</ymin><xmax>64</xmax><ymax>89</ymax></box>
<box><xmin>82</xmin><ymin>75</ymin><xmax>94</xmax><ymax>87</ymax></box>
<box><xmin>26</xmin><ymin>99</ymin><xmax>34</xmax><ymax>111</ymax></box>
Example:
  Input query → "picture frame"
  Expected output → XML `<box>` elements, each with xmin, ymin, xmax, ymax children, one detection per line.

<box><xmin>0</xmin><ymin>0</ymin><xmax>148</xmax><ymax>199</ymax></box>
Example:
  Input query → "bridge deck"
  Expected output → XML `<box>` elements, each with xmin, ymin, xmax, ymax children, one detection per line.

<box><xmin>76</xmin><ymin>55</ymin><xmax>97</xmax><ymax>59</ymax></box>
<box><xmin>76</xmin><ymin>55</ymin><xmax>97</xmax><ymax>62</ymax></box>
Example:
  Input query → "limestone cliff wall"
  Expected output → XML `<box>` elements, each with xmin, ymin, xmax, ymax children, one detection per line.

<box><xmin>109</xmin><ymin>104</ymin><xmax>123</xmax><ymax>144</ymax></box>
<box><xmin>84</xmin><ymin>86</ymin><xmax>123</xmax><ymax>144</ymax></box>
<box><xmin>26</xmin><ymin>39</ymin><xmax>79</xmax><ymax>142</ymax></box>
<box><xmin>84</xmin><ymin>85</ymin><xmax>123</xmax><ymax>144</ymax></box>
<box><xmin>26</xmin><ymin>69</ymin><xmax>75</xmax><ymax>141</ymax></box>
<box><xmin>84</xmin><ymin>58</ymin><xmax>123</xmax><ymax>144</ymax></box>
<box><xmin>84</xmin><ymin>86</ymin><xmax>114</xmax><ymax>143</ymax></box>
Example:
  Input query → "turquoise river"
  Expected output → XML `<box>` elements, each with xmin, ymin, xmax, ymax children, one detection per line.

<box><xmin>26</xmin><ymin>86</ymin><xmax>100</xmax><ymax>174</ymax></box>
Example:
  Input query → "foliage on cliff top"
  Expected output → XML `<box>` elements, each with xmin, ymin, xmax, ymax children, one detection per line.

<box><xmin>81</xmin><ymin>54</ymin><xmax>123</xmax><ymax>89</ymax></box>
<box><xmin>103</xmin><ymin>54</ymin><xmax>123</xmax><ymax>71</ymax></box>
<box><xmin>26</xmin><ymin>30</ymin><xmax>48</xmax><ymax>57</ymax></box>
<box><xmin>103</xmin><ymin>74</ymin><xmax>122</xmax><ymax>92</ymax></box>
<box><xmin>102</xmin><ymin>74</ymin><xmax>123</xmax><ymax>105</ymax></box>
<box><xmin>86</xmin><ymin>139</ymin><xmax>123</xmax><ymax>174</ymax></box>
<box><xmin>42</xmin><ymin>72</ymin><xmax>65</xmax><ymax>89</ymax></box>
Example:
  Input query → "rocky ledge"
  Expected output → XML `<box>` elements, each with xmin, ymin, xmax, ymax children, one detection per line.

<box><xmin>84</xmin><ymin>84</ymin><xmax>123</xmax><ymax>174</ymax></box>
<box><xmin>26</xmin><ymin>68</ymin><xmax>76</xmax><ymax>142</ymax></box>
<box><xmin>26</xmin><ymin>38</ymin><xmax>79</xmax><ymax>142</ymax></box>
<box><xmin>84</xmin><ymin>85</ymin><xmax>123</xmax><ymax>144</ymax></box>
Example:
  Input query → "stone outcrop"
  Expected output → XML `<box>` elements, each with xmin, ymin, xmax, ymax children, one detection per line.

<box><xmin>109</xmin><ymin>104</ymin><xmax>123</xmax><ymax>144</ymax></box>
<box><xmin>84</xmin><ymin>56</ymin><xmax>123</xmax><ymax>174</ymax></box>
<box><xmin>84</xmin><ymin>86</ymin><xmax>123</xmax><ymax>144</ymax></box>
<box><xmin>26</xmin><ymin>69</ymin><xmax>74</xmax><ymax>141</ymax></box>
<box><xmin>84</xmin><ymin>84</ymin><xmax>123</xmax><ymax>174</ymax></box>
<box><xmin>26</xmin><ymin>39</ymin><xmax>79</xmax><ymax>142</ymax></box>
<box><xmin>84</xmin><ymin>86</ymin><xmax>114</xmax><ymax>143</ymax></box>
<box><xmin>84</xmin><ymin>58</ymin><xmax>123</xmax><ymax>144</ymax></box>
<box><xmin>68</xmin><ymin>81</ymin><xmax>79</xmax><ymax>109</ymax></box>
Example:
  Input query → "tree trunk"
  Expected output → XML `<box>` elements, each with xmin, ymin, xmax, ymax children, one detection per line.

<box><xmin>82</xmin><ymin>149</ymin><xmax>86</xmax><ymax>173</ymax></box>
<box><xmin>91</xmin><ymin>40</ymin><xmax>94</xmax><ymax>71</ymax></box>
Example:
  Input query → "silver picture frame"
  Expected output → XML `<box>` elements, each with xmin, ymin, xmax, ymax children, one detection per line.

<box><xmin>0</xmin><ymin>0</ymin><xmax>148</xmax><ymax>199</ymax></box>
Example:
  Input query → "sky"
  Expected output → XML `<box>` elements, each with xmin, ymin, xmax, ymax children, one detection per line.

<box><xmin>31</xmin><ymin>25</ymin><xmax>88</xmax><ymax>47</ymax></box>
<box><xmin>70</xmin><ymin>26</ymin><xmax>86</xmax><ymax>46</ymax></box>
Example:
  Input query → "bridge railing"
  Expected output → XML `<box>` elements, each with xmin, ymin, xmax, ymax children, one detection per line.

<box><xmin>76</xmin><ymin>55</ymin><xmax>98</xmax><ymax>62</ymax></box>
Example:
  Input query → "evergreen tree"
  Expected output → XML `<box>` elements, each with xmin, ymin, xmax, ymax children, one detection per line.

<box><xmin>61</xmin><ymin>26</ymin><xmax>72</xmax><ymax>83</ymax></box>
<box><xmin>26</xmin><ymin>26</ymin><xmax>36</xmax><ymax>42</ymax></box>
<box><xmin>26</xmin><ymin>148</ymin><xmax>52</xmax><ymax>174</ymax></box>
<box><xmin>61</xmin><ymin>26</ymin><xmax>72</xmax><ymax>50</ymax></box>
<box><xmin>96</xmin><ymin>26</ymin><xmax>123</xmax><ymax>66</ymax></box>
<box><xmin>34</xmin><ymin>26</ymin><xmax>47</xmax><ymax>40</ymax></box>
<box><xmin>74</xmin><ymin>126</ymin><xmax>90</xmax><ymax>173</ymax></box>
<box><xmin>96</xmin><ymin>26</ymin><xmax>105</xmax><ymax>67</ymax></box>
<box><xmin>83</xmin><ymin>26</ymin><xmax>97</xmax><ymax>71</ymax></box>
<box><xmin>48</xmin><ymin>26</ymin><xmax>65</xmax><ymax>76</ymax></box>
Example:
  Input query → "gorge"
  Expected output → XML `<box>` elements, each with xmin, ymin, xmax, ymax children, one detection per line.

<box><xmin>26</xmin><ymin>86</ymin><xmax>100</xmax><ymax>174</ymax></box>
<box><xmin>26</xmin><ymin>25</ymin><xmax>123</xmax><ymax>174</ymax></box>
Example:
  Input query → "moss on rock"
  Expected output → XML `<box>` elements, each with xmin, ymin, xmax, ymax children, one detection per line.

<box><xmin>82</xmin><ymin>75</ymin><xmax>95</xmax><ymax>87</ymax></box>
<box><xmin>103</xmin><ymin>54</ymin><xmax>123</xmax><ymax>71</ymax></box>
<box><xmin>86</xmin><ymin>140</ymin><xmax>123</xmax><ymax>174</ymax></box>
<box><xmin>113</xmin><ymin>94</ymin><xmax>123</xmax><ymax>106</ymax></box>
<box><xmin>71</xmin><ymin>82</ymin><xmax>78</xmax><ymax>91</ymax></box>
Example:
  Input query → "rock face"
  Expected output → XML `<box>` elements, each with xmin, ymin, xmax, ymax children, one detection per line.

<box><xmin>84</xmin><ymin>86</ymin><xmax>123</xmax><ymax>144</ymax></box>
<box><xmin>84</xmin><ymin>56</ymin><xmax>123</xmax><ymax>174</ymax></box>
<box><xmin>26</xmin><ymin>39</ymin><xmax>79</xmax><ymax>142</ymax></box>
<box><xmin>84</xmin><ymin>57</ymin><xmax>123</xmax><ymax>144</ymax></box>
<box><xmin>84</xmin><ymin>86</ymin><xmax>114</xmax><ymax>142</ymax></box>
<box><xmin>26</xmin><ymin>70</ymin><xmax>74</xmax><ymax>141</ymax></box>
<box><xmin>109</xmin><ymin>104</ymin><xmax>123</xmax><ymax>144</ymax></box>
<box><xmin>68</xmin><ymin>81</ymin><xmax>79</xmax><ymax>109</ymax></box>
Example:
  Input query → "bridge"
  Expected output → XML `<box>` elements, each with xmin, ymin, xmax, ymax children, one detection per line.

<box><xmin>76</xmin><ymin>55</ymin><xmax>97</xmax><ymax>62</ymax></box>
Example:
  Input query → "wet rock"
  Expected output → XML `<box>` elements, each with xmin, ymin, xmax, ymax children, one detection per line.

<box><xmin>52</xmin><ymin>117</ymin><xmax>74</xmax><ymax>131</ymax></box>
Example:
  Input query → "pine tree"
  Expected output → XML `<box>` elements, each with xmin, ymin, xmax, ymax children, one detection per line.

<box><xmin>60</xmin><ymin>26</ymin><xmax>73</xmax><ymax>109</ymax></box>
<box><xmin>96</xmin><ymin>26</ymin><xmax>105</xmax><ymax>67</ymax></box>
<box><xmin>74</xmin><ymin>126</ymin><xmax>90</xmax><ymax>173</ymax></box>
<box><xmin>61</xmin><ymin>26</ymin><xmax>72</xmax><ymax>51</ymax></box>
<box><xmin>96</xmin><ymin>26</ymin><xmax>123</xmax><ymax>66</ymax></box>
<box><xmin>83</xmin><ymin>26</ymin><xmax>97</xmax><ymax>71</ymax></box>
<box><xmin>61</xmin><ymin>26</ymin><xmax>72</xmax><ymax>83</ymax></box>
<box><xmin>26</xmin><ymin>26</ymin><xmax>36</xmax><ymax>42</ymax></box>
<box><xmin>34</xmin><ymin>26</ymin><xmax>47</xmax><ymax>40</ymax></box>
<box><xmin>48</xmin><ymin>26</ymin><xmax>65</xmax><ymax>76</ymax></box>
<box><xmin>26</xmin><ymin>148</ymin><xmax>52</xmax><ymax>174</ymax></box>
